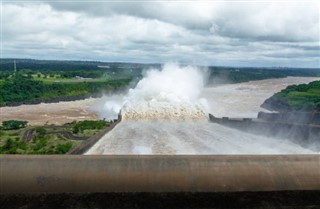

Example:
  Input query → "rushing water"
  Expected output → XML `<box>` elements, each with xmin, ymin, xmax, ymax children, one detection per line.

<box><xmin>86</xmin><ymin>121</ymin><xmax>314</xmax><ymax>154</ymax></box>
<box><xmin>86</xmin><ymin>64</ymin><xmax>319</xmax><ymax>155</ymax></box>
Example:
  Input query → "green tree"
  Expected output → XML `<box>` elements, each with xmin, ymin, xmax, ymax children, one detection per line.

<box><xmin>72</xmin><ymin>126</ymin><xmax>80</xmax><ymax>134</ymax></box>
<box><xmin>55</xmin><ymin>142</ymin><xmax>73</xmax><ymax>154</ymax></box>
<box><xmin>2</xmin><ymin>120</ymin><xmax>28</xmax><ymax>130</ymax></box>
<box><xmin>1</xmin><ymin>138</ymin><xmax>17</xmax><ymax>154</ymax></box>
<box><xmin>35</xmin><ymin>127</ymin><xmax>47</xmax><ymax>137</ymax></box>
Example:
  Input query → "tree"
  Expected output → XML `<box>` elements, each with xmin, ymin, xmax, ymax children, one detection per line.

<box><xmin>2</xmin><ymin>120</ymin><xmax>28</xmax><ymax>130</ymax></box>
<box><xmin>35</xmin><ymin>127</ymin><xmax>47</xmax><ymax>137</ymax></box>
<box><xmin>55</xmin><ymin>142</ymin><xmax>73</xmax><ymax>154</ymax></box>
<box><xmin>72</xmin><ymin>126</ymin><xmax>79</xmax><ymax>134</ymax></box>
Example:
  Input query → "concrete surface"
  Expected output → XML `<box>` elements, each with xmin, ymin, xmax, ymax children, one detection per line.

<box><xmin>1</xmin><ymin>155</ymin><xmax>319</xmax><ymax>194</ymax></box>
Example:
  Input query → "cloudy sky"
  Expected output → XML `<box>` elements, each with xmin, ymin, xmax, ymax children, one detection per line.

<box><xmin>1</xmin><ymin>0</ymin><xmax>319</xmax><ymax>67</ymax></box>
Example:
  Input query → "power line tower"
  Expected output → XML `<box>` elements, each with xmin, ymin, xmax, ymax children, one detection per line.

<box><xmin>14</xmin><ymin>60</ymin><xmax>17</xmax><ymax>74</ymax></box>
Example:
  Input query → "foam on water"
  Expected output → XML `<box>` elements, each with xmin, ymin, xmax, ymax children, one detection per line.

<box><xmin>121</xmin><ymin>101</ymin><xmax>208</xmax><ymax>121</ymax></box>
<box><xmin>86</xmin><ymin>65</ymin><xmax>318</xmax><ymax>155</ymax></box>
<box><xmin>98</xmin><ymin>63</ymin><xmax>209</xmax><ymax>121</ymax></box>
<box><xmin>86</xmin><ymin>121</ymin><xmax>315</xmax><ymax>154</ymax></box>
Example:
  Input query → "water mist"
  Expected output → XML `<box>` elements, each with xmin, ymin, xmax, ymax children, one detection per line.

<box><xmin>86</xmin><ymin>64</ymin><xmax>317</xmax><ymax>155</ymax></box>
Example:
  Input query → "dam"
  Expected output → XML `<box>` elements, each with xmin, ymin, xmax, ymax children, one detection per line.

<box><xmin>85</xmin><ymin>121</ymin><xmax>318</xmax><ymax>155</ymax></box>
<box><xmin>84</xmin><ymin>73</ymin><xmax>319</xmax><ymax>155</ymax></box>
<box><xmin>1</xmin><ymin>69</ymin><xmax>319</xmax><ymax>208</ymax></box>
<box><xmin>1</xmin><ymin>155</ymin><xmax>320</xmax><ymax>208</ymax></box>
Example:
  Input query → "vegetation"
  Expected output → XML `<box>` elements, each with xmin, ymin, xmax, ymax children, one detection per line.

<box><xmin>207</xmin><ymin>67</ymin><xmax>320</xmax><ymax>84</ymax></box>
<box><xmin>0</xmin><ymin>58</ymin><xmax>146</xmax><ymax>80</ymax></box>
<box><xmin>0</xmin><ymin>120</ymin><xmax>28</xmax><ymax>130</ymax></box>
<box><xmin>35</xmin><ymin>127</ymin><xmax>47</xmax><ymax>136</ymax></box>
<box><xmin>0</xmin><ymin>138</ymin><xmax>27</xmax><ymax>154</ymax></box>
<box><xmin>0</xmin><ymin>75</ymin><xmax>131</xmax><ymax>106</ymax></box>
<box><xmin>0</xmin><ymin>59</ymin><xmax>319</xmax><ymax>106</ymax></box>
<box><xmin>0</xmin><ymin>120</ymin><xmax>109</xmax><ymax>154</ymax></box>
<box><xmin>262</xmin><ymin>80</ymin><xmax>320</xmax><ymax>111</ymax></box>
<box><xmin>0</xmin><ymin>59</ymin><xmax>147</xmax><ymax>106</ymax></box>
<box><xmin>0</xmin><ymin>134</ymin><xmax>78</xmax><ymax>155</ymax></box>
<box><xmin>70</xmin><ymin>120</ymin><xmax>108</xmax><ymax>134</ymax></box>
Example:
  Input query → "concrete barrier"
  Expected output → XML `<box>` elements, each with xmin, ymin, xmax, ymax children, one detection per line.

<box><xmin>258</xmin><ymin>111</ymin><xmax>320</xmax><ymax>125</ymax></box>
<box><xmin>67</xmin><ymin>116</ymin><xmax>122</xmax><ymax>154</ymax></box>
<box><xmin>1</xmin><ymin>155</ymin><xmax>319</xmax><ymax>194</ymax></box>
<box><xmin>209</xmin><ymin>113</ymin><xmax>320</xmax><ymax>143</ymax></box>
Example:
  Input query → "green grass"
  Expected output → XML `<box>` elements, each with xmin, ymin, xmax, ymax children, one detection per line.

<box><xmin>0</xmin><ymin>120</ymin><xmax>109</xmax><ymax>154</ymax></box>
<box><xmin>76</xmin><ymin>129</ymin><xmax>101</xmax><ymax>137</ymax></box>
<box><xmin>0</xmin><ymin>75</ymin><xmax>132</xmax><ymax>106</ymax></box>
<box><xmin>33</xmin><ymin>75</ymin><xmax>127</xmax><ymax>84</ymax></box>
<box><xmin>0</xmin><ymin>128</ymin><xmax>81</xmax><ymax>154</ymax></box>
<box><xmin>0</xmin><ymin>130</ymin><xmax>23</xmax><ymax>146</ymax></box>
<box><xmin>33</xmin><ymin>74</ymin><xmax>90</xmax><ymax>83</ymax></box>
<box><xmin>269</xmin><ymin>80</ymin><xmax>320</xmax><ymax>111</ymax></box>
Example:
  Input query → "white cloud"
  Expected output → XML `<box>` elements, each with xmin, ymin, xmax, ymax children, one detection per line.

<box><xmin>213</xmin><ymin>2</ymin><xmax>319</xmax><ymax>42</ymax></box>
<box><xmin>1</xmin><ymin>1</ymin><xmax>320</xmax><ymax>67</ymax></box>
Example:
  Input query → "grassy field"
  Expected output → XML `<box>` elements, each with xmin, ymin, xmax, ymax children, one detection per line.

<box><xmin>0</xmin><ymin>120</ymin><xmax>110</xmax><ymax>154</ymax></box>
<box><xmin>263</xmin><ymin>80</ymin><xmax>320</xmax><ymax>111</ymax></box>
<box><xmin>0</xmin><ymin>129</ymin><xmax>81</xmax><ymax>154</ymax></box>
<box><xmin>0</xmin><ymin>74</ymin><xmax>132</xmax><ymax>106</ymax></box>
<box><xmin>32</xmin><ymin>73</ymin><xmax>110</xmax><ymax>83</ymax></box>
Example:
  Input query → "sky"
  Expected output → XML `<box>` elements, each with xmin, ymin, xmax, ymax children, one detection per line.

<box><xmin>1</xmin><ymin>0</ymin><xmax>320</xmax><ymax>68</ymax></box>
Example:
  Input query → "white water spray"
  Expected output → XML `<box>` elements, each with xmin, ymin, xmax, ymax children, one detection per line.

<box><xmin>96</xmin><ymin>63</ymin><xmax>208</xmax><ymax>121</ymax></box>
<box><xmin>86</xmin><ymin>67</ymin><xmax>318</xmax><ymax>155</ymax></box>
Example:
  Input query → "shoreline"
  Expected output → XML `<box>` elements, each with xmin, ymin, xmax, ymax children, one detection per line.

<box><xmin>0</xmin><ymin>93</ymin><xmax>103</xmax><ymax>108</ymax></box>
<box><xmin>1</xmin><ymin>76</ymin><xmax>319</xmax><ymax>126</ymax></box>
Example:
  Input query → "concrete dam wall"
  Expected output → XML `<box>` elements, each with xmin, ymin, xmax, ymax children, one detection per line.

<box><xmin>258</xmin><ymin>111</ymin><xmax>320</xmax><ymax>125</ymax></box>
<box><xmin>67</xmin><ymin>116</ymin><xmax>122</xmax><ymax>154</ymax></box>
<box><xmin>209</xmin><ymin>114</ymin><xmax>320</xmax><ymax>145</ymax></box>
<box><xmin>1</xmin><ymin>116</ymin><xmax>320</xmax><ymax>208</ymax></box>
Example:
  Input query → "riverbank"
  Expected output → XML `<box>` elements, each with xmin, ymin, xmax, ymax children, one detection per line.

<box><xmin>1</xmin><ymin>76</ymin><xmax>318</xmax><ymax>126</ymax></box>
<box><xmin>203</xmin><ymin>76</ymin><xmax>319</xmax><ymax>118</ymax></box>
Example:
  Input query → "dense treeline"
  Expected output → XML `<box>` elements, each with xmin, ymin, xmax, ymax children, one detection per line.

<box><xmin>70</xmin><ymin>120</ymin><xmax>108</xmax><ymax>134</ymax></box>
<box><xmin>0</xmin><ymin>59</ymin><xmax>143</xmax><ymax>106</ymax></box>
<box><xmin>0</xmin><ymin>75</ymin><xmax>131</xmax><ymax>106</ymax></box>
<box><xmin>1</xmin><ymin>58</ymin><xmax>155</xmax><ymax>72</ymax></box>
<box><xmin>0</xmin><ymin>58</ymin><xmax>148</xmax><ymax>79</ymax></box>
<box><xmin>262</xmin><ymin>80</ymin><xmax>320</xmax><ymax>111</ymax></box>
<box><xmin>207</xmin><ymin>67</ymin><xmax>320</xmax><ymax>84</ymax></box>
<box><xmin>1</xmin><ymin>59</ymin><xmax>319</xmax><ymax>106</ymax></box>
<box><xmin>2</xmin><ymin>59</ymin><xmax>319</xmax><ymax>81</ymax></box>
<box><xmin>0</xmin><ymin>120</ymin><xmax>28</xmax><ymax>130</ymax></box>
<box><xmin>1</xmin><ymin>59</ymin><xmax>99</xmax><ymax>71</ymax></box>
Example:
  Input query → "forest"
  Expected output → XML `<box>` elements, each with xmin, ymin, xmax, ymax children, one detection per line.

<box><xmin>0</xmin><ymin>75</ymin><xmax>131</xmax><ymax>106</ymax></box>
<box><xmin>1</xmin><ymin>58</ymin><xmax>319</xmax><ymax>106</ymax></box>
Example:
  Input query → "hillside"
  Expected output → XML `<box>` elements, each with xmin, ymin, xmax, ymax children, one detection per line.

<box><xmin>261</xmin><ymin>80</ymin><xmax>320</xmax><ymax>111</ymax></box>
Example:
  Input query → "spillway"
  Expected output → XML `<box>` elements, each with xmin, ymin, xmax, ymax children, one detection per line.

<box><xmin>1</xmin><ymin>73</ymin><xmax>319</xmax><ymax>208</ymax></box>
<box><xmin>86</xmin><ymin>121</ymin><xmax>316</xmax><ymax>154</ymax></box>
<box><xmin>86</xmin><ymin>76</ymin><xmax>319</xmax><ymax>155</ymax></box>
